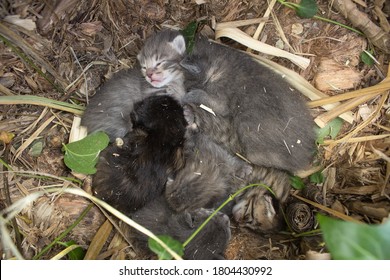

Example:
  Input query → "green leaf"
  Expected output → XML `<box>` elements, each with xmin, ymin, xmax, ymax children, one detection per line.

<box><xmin>28</xmin><ymin>140</ymin><xmax>43</xmax><ymax>157</ymax></box>
<box><xmin>309</xmin><ymin>170</ymin><xmax>324</xmax><ymax>184</ymax></box>
<box><xmin>290</xmin><ymin>175</ymin><xmax>305</xmax><ymax>190</ymax></box>
<box><xmin>58</xmin><ymin>241</ymin><xmax>85</xmax><ymax>260</ymax></box>
<box><xmin>318</xmin><ymin>215</ymin><xmax>390</xmax><ymax>260</ymax></box>
<box><xmin>296</xmin><ymin>0</ymin><xmax>318</xmax><ymax>18</ymax></box>
<box><xmin>315</xmin><ymin>117</ymin><xmax>343</xmax><ymax>144</ymax></box>
<box><xmin>181</xmin><ymin>21</ymin><xmax>198</xmax><ymax>54</ymax></box>
<box><xmin>148</xmin><ymin>235</ymin><xmax>184</xmax><ymax>260</ymax></box>
<box><xmin>62</xmin><ymin>131</ymin><xmax>109</xmax><ymax>175</ymax></box>
<box><xmin>361</xmin><ymin>50</ymin><xmax>375</xmax><ymax>66</ymax></box>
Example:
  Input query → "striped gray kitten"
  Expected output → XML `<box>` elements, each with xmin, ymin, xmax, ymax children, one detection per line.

<box><xmin>166</xmin><ymin>104</ymin><xmax>291</xmax><ymax>233</ymax></box>
<box><xmin>81</xmin><ymin>30</ymin><xmax>186</xmax><ymax>140</ymax></box>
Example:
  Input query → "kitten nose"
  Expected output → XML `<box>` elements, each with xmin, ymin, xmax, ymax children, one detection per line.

<box><xmin>146</xmin><ymin>68</ymin><xmax>154</xmax><ymax>78</ymax></box>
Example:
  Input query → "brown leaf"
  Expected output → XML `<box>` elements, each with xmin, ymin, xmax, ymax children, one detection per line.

<box><xmin>84</xmin><ymin>219</ymin><xmax>113</xmax><ymax>260</ymax></box>
<box><xmin>80</xmin><ymin>21</ymin><xmax>103</xmax><ymax>36</ymax></box>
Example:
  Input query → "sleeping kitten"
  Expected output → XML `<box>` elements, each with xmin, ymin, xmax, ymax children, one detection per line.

<box><xmin>92</xmin><ymin>94</ymin><xmax>230</xmax><ymax>259</ymax></box>
<box><xmin>165</xmin><ymin>106</ymin><xmax>291</xmax><ymax>233</ymax></box>
<box><xmin>137</xmin><ymin>29</ymin><xmax>186</xmax><ymax>98</ymax></box>
<box><xmin>81</xmin><ymin>30</ymin><xmax>187</xmax><ymax>140</ymax></box>
<box><xmin>130</xmin><ymin>196</ymin><xmax>231</xmax><ymax>260</ymax></box>
<box><xmin>92</xmin><ymin>95</ymin><xmax>187</xmax><ymax>213</ymax></box>
<box><xmin>231</xmin><ymin>166</ymin><xmax>291</xmax><ymax>233</ymax></box>
<box><xmin>165</xmin><ymin>109</ymin><xmax>250</xmax><ymax>214</ymax></box>
<box><xmin>181</xmin><ymin>35</ymin><xmax>315</xmax><ymax>173</ymax></box>
<box><xmin>140</xmin><ymin>30</ymin><xmax>315</xmax><ymax>173</ymax></box>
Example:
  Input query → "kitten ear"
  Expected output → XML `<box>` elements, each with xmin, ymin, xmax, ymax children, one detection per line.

<box><xmin>183</xmin><ymin>211</ymin><xmax>195</xmax><ymax>228</ymax></box>
<box><xmin>179</xmin><ymin>58</ymin><xmax>201</xmax><ymax>74</ymax></box>
<box><xmin>170</xmin><ymin>35</ymin><xmax>186</xmax><ymax>55</ymax></box>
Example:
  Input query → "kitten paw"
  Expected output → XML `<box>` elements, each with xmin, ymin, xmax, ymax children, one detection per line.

<box><xmin>236</xmin><ymin>163</ymin><xmax>253</xmax><ymax>179</ymax></box>
<box><xmin>183</xmin><ymin>105</ymin><xmax>198</xmax><ymax>131</ymax></box>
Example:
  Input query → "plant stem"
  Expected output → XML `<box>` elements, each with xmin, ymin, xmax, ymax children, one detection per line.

<box><xmin>33</xmin><ymin>203</ymin><xmax>93</xmax><ymax>260</ymax></box>
<box><xmin>183</xmin><ymin>183</ymin><xmax>273</xmax><ymax>248</ymax></box>
<box><xmin>292</xmin><ymin>228</ymin><xmax>322</xmax><ymax>237</ymax></box>
<box><xmin>276</xmin><ymin>0</ymin><xmax>364</xmax><ymax>36</ymax></box>
<box><xmin>313</xmin><ymin>15</ymin><xmax>364</xmax><ymax>36</ymax></box>
<box><xmin>0</xmin><ymin>95</ymin><xmax>85</xmax><ymax>115</ymax></box>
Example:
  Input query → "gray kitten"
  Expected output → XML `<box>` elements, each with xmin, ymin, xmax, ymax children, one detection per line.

<box><xmin>130</xmin><ymin>196</ymin><xmax>231</xmax><ymax>260</ymax></box>
<box><xmin>166</xmin><ymin>105</ymin><xmax>291</xmax><ymax>233</ymax></box>
<box><xmin>178</xmin><ymin>34</ymin><xmax>315</xmax><ymax>173</ymax></box>
<box><xmin>165</xmin><ymin>118</ymin><xmax>251</xmax><ymax>213</ymax></box>
<box><xmin>81</xmin><ymin>30</ymin><xmax>186</xmax><ymax>140</ymax></box>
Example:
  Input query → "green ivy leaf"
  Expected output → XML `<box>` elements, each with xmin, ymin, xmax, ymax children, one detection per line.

<box><xmin>62</xmin><ymin>131</ymin><xmax>109</xmax><ymax>175</ymax></box>
<box><xmin>181</xmin><ymin>21</ymin><xmax>198</xmax><ymax>54</ymax></box>
<box><xmin>148</xmin><ymin>235</ymin><xmax>184</xmax><ymax>260</ymax></box>
<box><xmin>317</xmin><ymin>215</ymin><xmax>390</xmax><ymax>260</ymax></box>
<box><xmin>361</xmin><ymin>50</ymin><xmax>375</xmax><ymax>66</ymax></box>
<box><xmin>290</xmin><ymin>175</ymin><xmax>305</xmax><ymax>190</ymax></box>
<box><xmin>315</xmin><ymin>117</ymin><xmax>343</xmax><ymax>144</ymax></box>
<box><xmin>58</xmin><ymin>241</ymin><xmax>85</xmax><ymax>260</ymax></box>
<box><xmin>309</xmin><ymin>170</ymin><xmax>325</xmax><ymax>184</ymax></box>
<box><xmin>296</xmin><ymin>0</ymin><xmax>318</xmax><ymax>18</ymax></box>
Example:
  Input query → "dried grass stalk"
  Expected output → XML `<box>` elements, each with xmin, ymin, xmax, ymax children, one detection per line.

<box><xmin>216</xmin><ymin>18</ymin><xmax>268</xmax><ymax>29</ymax></box>
<box><xmin>251</xmin><ymin>54</ymin><xmax>355</xmax><ymax>124</ymax></box>
<box><xmin>292</xmin><ymin>193</ymin><xmax>363</xmax><ymax>224</ymax></box>
<box><xmin>307</xmin><ymin>77</ymin><xmax>390</xmax><ymax>108</ymax></box>
<box><xmin>215</xmin><ymin>27</ymin><xmax>310</xmax><ymax>69</ymax></box>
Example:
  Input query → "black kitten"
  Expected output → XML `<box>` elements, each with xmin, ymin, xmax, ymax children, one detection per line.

<box><xmin>92</xmin><ymin>95</ymin><xmax>187</xmax><ymax>212</ymax></box>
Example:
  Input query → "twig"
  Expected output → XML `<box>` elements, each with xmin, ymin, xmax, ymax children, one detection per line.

<box><xmin>216</xmin><ymin>17</ymin><xmax>268</xmax><ymax>29</ymax></box>
<box><xmin>314</xmin><ymin>93</ymin><xmax>382</xmax><ymax>127</ymax></box>
<box><xmin>323</xmin><ymin>134</ymin><xmax>390</xmax><ymax>145</ymax></box>
<box><xmin>248</xmin><ymin>0</ymin><xmax>277</xmax><ymax>49</ymax></box>
<box><xmin>307</xmin><ymin>77</ymin><xmax>390</xmax><ymax>108</ymax></box>
<box><xmin>292</xmin><ymin>193</ymin><xmax>363</xmax><ymax>224</ymax></box>
<box><xmin>332</xmin><ymin>0</ymin><xmax>390</xmax><ymax>53</ymax></box>
<box><xmin>1</xmin><ymin>144</ymin><xmax>23</xmax><ymax>257</ymax></box>
<box><xmin>314</xmin><ymin>64</ymin><xmax>390</xmax><ymax>127</ymax></box>
<box><xmin>0</xmin><ymin>83</ymin><xmax>14</xmax><ymax>96</ymax></box>
<box><xmin>13</xmin><ymin>115</ymin><xmax>56</xmax><ymax>161</ymax></box>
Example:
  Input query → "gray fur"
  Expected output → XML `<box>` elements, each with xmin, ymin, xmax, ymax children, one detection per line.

<box><xmin>130</xmin><ymin>196</ymin><xmax>231</xmax><ymax>260</ymax></box>
<box><xmin>166</xmin><ymin>104</ymin><xmax>291</xmax><ymax>233</ymax></box>
<box><xmin>179</xmin><ymin>35</ymin><xmax>315</xmax><ymax>173</ymax></box>
<box><xmin>82</xmin><ymin>30</ymin><xmax>187</xmax><ymax>140</ymax></box>
<box><xmin>165</xmin><ymin>117</ymin><xmax>251</xmax><ymax>214</ymax></box>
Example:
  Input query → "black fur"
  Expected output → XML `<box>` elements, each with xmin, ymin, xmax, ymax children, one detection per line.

<box><xmin>92</xmin><ymin>95</ymin><xmax>187</xmax><ymax>212</ymax></box>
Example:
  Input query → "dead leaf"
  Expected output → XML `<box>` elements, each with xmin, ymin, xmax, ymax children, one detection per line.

<box><xmin>80</xmin><ymin>21</ymin><xmax>103</xmax><ymax>36</ymax></box>
<box><xmin>4</xmin><ymin>15</ymin><xmax>36</xmax><ymax>31</ymax></box>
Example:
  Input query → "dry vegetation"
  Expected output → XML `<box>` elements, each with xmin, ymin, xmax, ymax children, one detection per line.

<box><xmin>0</xmin><ymin>0</ymin><xmax>389</xmax><ymax>260</ymax></box>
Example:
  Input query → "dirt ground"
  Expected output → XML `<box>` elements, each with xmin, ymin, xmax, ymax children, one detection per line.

<box><xmin>0</xmin><ymin>0</ymin><xmax>389</xmax><ymax>260</ymax></box>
